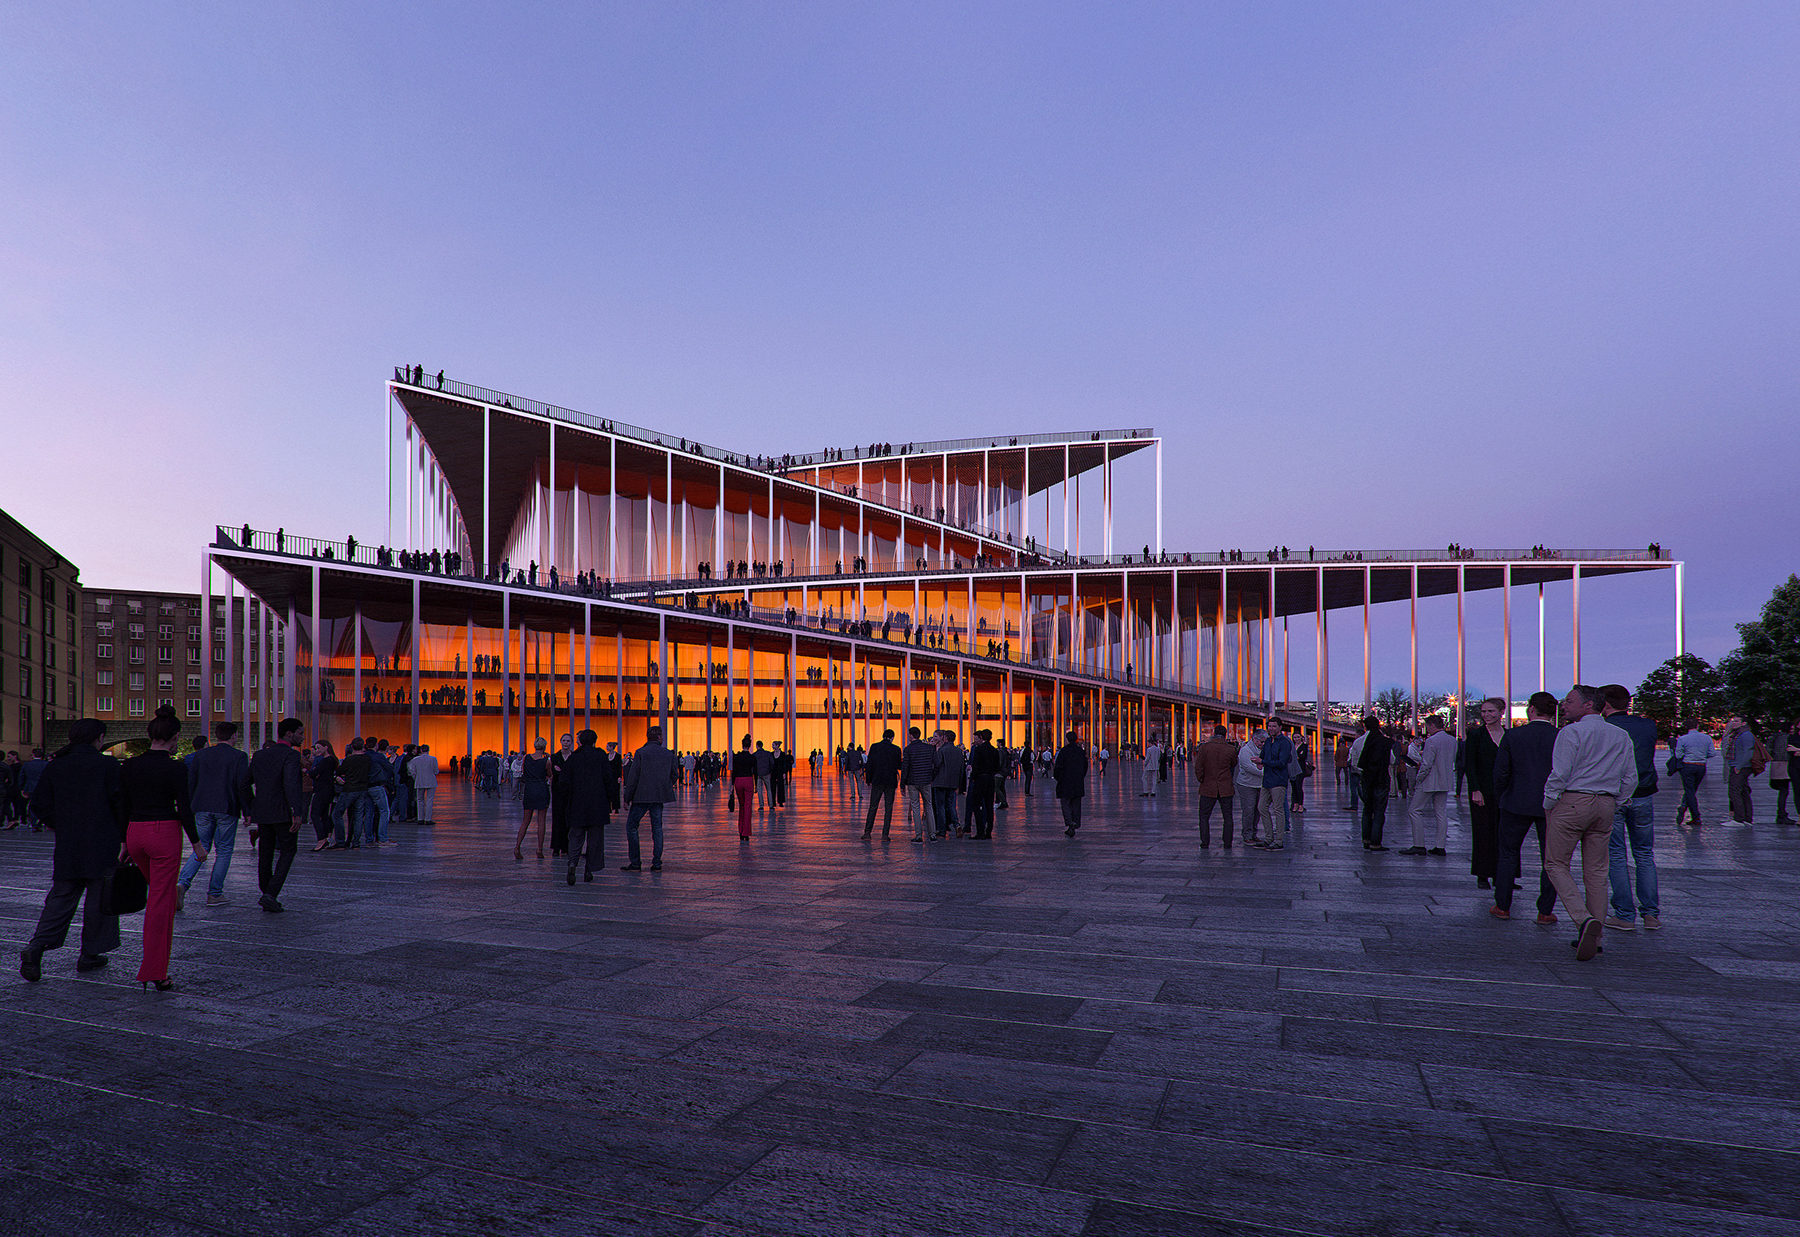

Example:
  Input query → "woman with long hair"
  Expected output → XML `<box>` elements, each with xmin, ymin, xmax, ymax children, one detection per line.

<box><xmin>121</xmin><ymin>706</ymin><xmax>202</xmax><ymax>991</ymax></box>
<box><xmin>730</xmin><ymin>735</ymin><xmax>756</xmax><ymax>840</ymax></box>
<box><xmin>514</xmin><ymin>737</ymin><xmax>551</xmax><ymax>860</ymax></box>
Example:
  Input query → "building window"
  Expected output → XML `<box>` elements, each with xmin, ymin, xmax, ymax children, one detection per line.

<box><xmin>160</xmin><ymin>602</ymin><xmax>175</xmax><ymax>616</ymax></box>
<box><xmin>98</xmin><ymin>622</ymin><xmax>114</xmax><ymax>638</ymax></box>
<box><xmin>186</xmin><ymin>649</ymin><xmax>199</xmax><ymax>665</ymax></box>
<box><xmin>45</xmin><ymin>645</ymin><xmax>55</xmax><ymax>669</ymax></box>
<box><xmin>19</xmin><ymin>593</ymin><xmax>29</xmax><ymax>627</ymax></box>
<box><xmin>158</xmin><ymin>674</ymin><xmax>174</xmax><ymax>691</ymax></box>
<box><xmin>213</xmin><ymin>626</ymin><xmax>226</xmax><ymax>641</ymax></box>
<box><xmin>186</xmin><ymin>699</ymin><xmax>201</xmax><ymax>717</ymax></box>
<box><xmin>188</xmin><ymin>626</ymin><xmax>200</xmax><ymax>641</ymax></box>
<box><xmin>66</xmin><ymin>679</ymin><xmax>75</xmax><ymax>708</ymax></box>
<box><xmin>45</xmin><ymin>678</ymin><xmax>54</xmax><ymax>706</ymax></box>
<box><xmin>129</xmin><ymin>672</ymin><xmax>145</xmax><ymax>690</ymax></box>
<box><xmin>213</xmin><ymin>672</ymin><xmax>226</xmax><ymax>688</ymax></box>
<box><xmin>21</xmin><ymin>633</ymin><xmax>30</xmax><ymax>659</ymax></box>
<box><xmin>213</xmin><ymin>647</ymin><xmax>225</xmax><ymax>663</ymax></box>
<box><xmin>66</xmin><ymin>589</ymin><xmax>75</xmax><ymax>612</ymax></box>
<box><xmin>126</xmin><ymin>600</ymin><xmax>143</xmax><ymax>615</ymax></box>
<box><xmin>97</xmin><ymin>669</ymin><xmax>113</xmax><ymax>686</ymax></box>
<box><xmin>128</xmin><ymin>699</ymin><xmax>146</xmax><ymax>718</ymax></box>
<box><xmin>96</xmin><ymin>696</ymin><xmax>113</xmax><ymax>713</ymax></box>
<box><xmin>129</xmin><ymin>646</ymin><xmax>144</xmax><ymax>664</ymax></box>
<box><xmin>95</xmin><ymin>597</ymin><xmax>113</xmax><ymax>613</ymax></box>
<box><xmin>158</xmin><ymin>624</ymin><xmax>173</xmax><ymax>640</ymax></box>
<box><xmin>213</xmin><ymin>698</ymin><xmax>226</xmax><ymax>713</ymax></box>
<box><xmin>128</xmin><ymin>623</ymin><xmax>144</xmax><ymax>639</ymax></box>
<box><xmin>158</xmin><ymin>647</ymin><xmax>173</xmax><ymax>664</ymax></box>
<box><xmin>157</xmin><ymin>697</ymin><xmax>173</xmax><ymax>710</ymax></box>
<box><xmin>187</xmin><ymin>674</ymin><xmax>201</xmax><ymax>691</ymax></box>
<box><xmin>17</xmin><ymin>665</ymin><xmax>29</xmax><ymax>699</ymax></box>
<box><xmin>96</xmin><ymin>643</ymin><xmax>112</xmax><ymax>659</ymax></box>
<box><xmin>44</xmin><ymin>605</ymin><xmax>55</xmax><ymax>634</ymax></box>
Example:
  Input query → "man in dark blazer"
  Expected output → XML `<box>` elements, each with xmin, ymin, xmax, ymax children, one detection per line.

<box><xmin>1491</xmin><ymin>692</ymin><xmax>1562</xmax><ymax>922</ymax></box>
<box><xmin>862</xmin><ymin>729</ymin><xmax>903</xmax><ymax>839</ymax></box>
<box><xmin>20</xmin><ymin>719</ymin><xmax>127</xmax><ymax>980</ymax></box>
<box><xmin>620</xmin><ymin>726</ymin><xmax>676</xmax><ymax>871</ymax></box>
<box><xmin>563</xmin><ymin>729</ymin><xmax>611</xmax><ymax>883</ymax></box>
<box><xmin>248</xmin><ymin>718</ymin><xmax>307</xmax><ymax>913</ymax></box>
<box><xmin>1053</xmin><ymin>731</ymin><xmax>1089</xmax><ymax>837</ymax></box>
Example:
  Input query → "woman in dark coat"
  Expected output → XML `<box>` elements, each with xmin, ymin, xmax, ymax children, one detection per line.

<box><xmin>19</xmin><ymin>718</ymin><xmax>127</xmax><ymax>981</ymax></box>
<box><xmin>308</xmin><ymin>741</ymin><xmax>338</xmax><ymax>852</ymax></box>
<box><xmin>1052</xmin><ymin>731</ymin><xmax>1089</xmax><ymax>838</ymax></box>
<box><xmin>1464</xmin><ymin>697</ymin><xmax>1506</xmax><ymax>889</ymax></box>
<box><xmin>561</xmin><ymin>730</ymin><xmax>611</xmax><ymax>882</ymax></box>
<box><xmin>121</xmin><ymin>707</ymin><xmax>202</xmax><ymax>990</ymax></box>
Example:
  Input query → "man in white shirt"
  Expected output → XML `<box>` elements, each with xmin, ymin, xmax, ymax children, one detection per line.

<box><xmin>409</xmin><ymin>745</ymin><xmax>439</xmax><ymax>824</ymax></box>
<box><xmin>1139</xmin><ymin>737</ymin><xmax>1162</xmax><ymax>797</ymax></box>
<box><xmin>1543</xmin><ymin>685</ymin><xmax>1639</xmax><ymax>960</ymax></box>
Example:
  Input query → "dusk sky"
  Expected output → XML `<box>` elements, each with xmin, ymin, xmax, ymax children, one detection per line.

<box><xmin>3</xmin><ymin>2</ymin><xmax>1794</xmax><ymax>699</ymax></box>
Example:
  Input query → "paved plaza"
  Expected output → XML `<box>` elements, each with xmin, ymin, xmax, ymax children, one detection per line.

<box><xmin>2</xmin><ymin>757</ymin><xmax>1796</xmax><ymax>1236</ymax></box>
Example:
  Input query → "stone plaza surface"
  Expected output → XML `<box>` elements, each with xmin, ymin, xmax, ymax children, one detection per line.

<box><xmin>1</xmin><ymin>756</ymin><xmax>1796</xmax><ymax>1236</ymax></box>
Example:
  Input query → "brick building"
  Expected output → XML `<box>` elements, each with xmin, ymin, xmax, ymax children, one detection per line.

<box><xmin>82</xmin><ymin>588</ymin><xmax>261</xmax><ymax>743</ymax></box>
<box><xmin>0</xmin><ymin>507</ymin><xmax>83</xmax><ymax>750</ymax></box>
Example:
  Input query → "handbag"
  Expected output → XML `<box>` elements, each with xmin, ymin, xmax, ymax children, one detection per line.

<box><xmin>1665</xmin><ymin>751</ymin><xmax>1681</xmax><ymax>776</ymax></box>
<box><xmin>109</xmin><ymin>862</ymin><xmax>149</xmax><ymax>915</ymax></box>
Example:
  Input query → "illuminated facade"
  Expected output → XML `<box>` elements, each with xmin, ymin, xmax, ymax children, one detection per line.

<box><xmin>199</xmin><ymin>375</ymin><xmax>1680</xmax><ymax>760</ymax></box>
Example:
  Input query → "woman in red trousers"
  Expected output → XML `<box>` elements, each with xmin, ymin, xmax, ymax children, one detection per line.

<box><xmin>730</xmin><ymin>735</ymin><xmax>757</xmax><ymax>840</ymax></box>
<box><xmin>121</xmin><ymin>706</ymin><xmax>202</xmax><ymax>990</ymax></box>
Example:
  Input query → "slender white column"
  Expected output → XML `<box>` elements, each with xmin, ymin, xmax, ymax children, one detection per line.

<box><xmin>658</xmin><ymin>613</ymin><xmax>669</xmax><ymax>736</ymax></box>
<box><xmin>466</xmin><ymin>614</ymin><xmax>475</xmax><ymax>762</ymax></box>
<box><xmin>609</xmin><ymin>437</ymin><xmax>618</xmax><ymax>582</ymax></box>
<box><xmin>1456</xmin><ymin>564</ymin><xmax>1466</xmax><ymax>736</ymax></box>
<box><xmin>1362</xmin><ymin>564</ymin><xmax>1371</xmax><ymax>715</ymax></box>
<box><xmin>1409</xmin><ymin>564</ymin><xmax>1418</xmax><ymax>730</ymax></box>
<box><xmin>548</xmin><ymin>424</ymin><xmax>557</xmax><ymax>572</ymax></box>
<box><xmin>1315</xmin><ymin>565</ymin><xmax>1326</xmax><ymax>754</ymax></box>
<box><xmin>202</xmin><ymin>553</ymin><xmax>214</xmax><ymax>728</ymax></box>
<box><xmin>1062</xmin><ymin>444</ymin><xmax>1069</xmax><ymax>554</ymax></box>
<box><xmin>1538</xmin><ymin>584</ymin><xmax>1546</xmax><ymax>691</ymax></box>
<box><xmin>386</xmin><ymin>387</ymin><xmax>394</xmax><ymax>546</ymax></box>
<box><xmin>501</xmin><ymin>591</ymin><xmax>510</xmax><ymax>758</ymax></box>
<box><xmin>1503</xmin><ymin>565</ymin><xmax>1513</xmax><ymax>718</ymax></box>
<box><xmin>482</xmin><ymin>407</ymin><xmax>491</xmax><ymax>575</ymax></box>
<box><xmin>1154</xmin><ymin>438</ymin><xmax>1163</xmax><ymax>556</ymax></box>
<box><xmin>410</xmin><ymin>577</ymin><xmax>421</xmax><ymax>745</ymax></box>
<box><xmin>310</xmin><ymin>565</ymin><xmax>321</xmax><ymax>740</ymax></box>
<box><xmin>352</xmin><ymin>599</ymin><xmax>361</xmax><ymax>738</ymax></box>
<box><xmin>1572</xmin><ymin>564</ymin><xmax>1582</xmax><ymax>684</ymax></box>
<box><xmin>405</xmin><ymin>418</ymin><xmax>414</xmax><ymax>551</ymax></box>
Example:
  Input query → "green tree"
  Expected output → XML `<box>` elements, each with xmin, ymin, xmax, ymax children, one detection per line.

<box><xmin>1375</xmin><ymin>686</ymin><xmax>1409</xmax><ymax>725</ymax></box>
<box><xmin>1635</xmin><ymin>653</ymin><xmax>1726</xmax><ymax>736</ymax></box>
<box><xmin>1719</xmin><ymin>574</ymin><xmax>1800</xmax><ymax>727</ymax></box>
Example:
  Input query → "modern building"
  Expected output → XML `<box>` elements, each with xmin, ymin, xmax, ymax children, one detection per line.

<box><xmin>80</xmin><ymin>589</ymin><xmax>259</xmax><ymax>744</ymax></box>
<box><xmin>0</xmin><ymin>507</ymin><xmax>82</xmax><ymax>750</ymax></box>
<box><xmin>199</xmin><ymin>373</ymin><xmax>1682</xmax><ymax>763</ymax></box>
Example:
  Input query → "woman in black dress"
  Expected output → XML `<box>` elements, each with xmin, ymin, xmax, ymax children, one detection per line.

<box><xmin>1464</xmin><ymin>698</ymin><xmax>1507</xmax><ymax>889</ymax></box>
<box><xmin>513</xmin><ymin>736</ymin><xmax>552</xmax><ymax>860</ymax></box>
<box><xmin>308</xmin><ymin>740</ymin><xmax>338</xmax><ymax>852</ymax></box>
<box><xmin>121</xmin><ymin>706</ymin><xmax>202</xmax><ymax>990</ymax></box>
<box><xmin>550</xmin><ymin>733</ymin><xmax>574</xmax><ymax>856</ymax></box>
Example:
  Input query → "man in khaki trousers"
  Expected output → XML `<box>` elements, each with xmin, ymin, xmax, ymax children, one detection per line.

<box><xmin>1542</xmin><ymin>685</ymin><xmax>1639</xmax><ymax>961</ymax></box>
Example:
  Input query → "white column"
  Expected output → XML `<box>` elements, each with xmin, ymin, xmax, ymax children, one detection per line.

<box><xmin>310</xmin><ymin>564</ymin><xmax>321</xmax><ymax>741</ymax></box>
<box><xmin>1315</xmin><ymin>565</ymin><xmax>1326</xmax><ymax>754</ymax></box>
<box><xmin>609</xmin><ymin>436</ymin><xmax>618</xmax><ymax>582</ymax></box>
<box><xmin>1455</xmin><ymin>564</ymin><xmax>1466</xmax><ymax>736</ymax></box>
<box><xmin>548</xmin><ymin>423</ymin><xmax>557</xmax><ymax>572</ymax></box>
<box><xmin>1408</xmin><ymin>564</ymin><xmax>1418</xmax><ymax>730</ymax></box>
<box><xmin>1154</xmin><ymin>438</ymin><xmax>1163</xmax><ymax>556</ymax></box>
<box><xmin>410</xmin><ymin>578</ymin><xmax>421</xmax><ymax>745</ymax></box>
<box><xmin>405</xmin><ymin>417</ymin><xmax>414</xmax><ymax>551</ymax></box>
<box><xmin>1503</xmin><ymin>565</ymin><xmax>1514</xmax><ymax>718</ymax></box>
<box><xmin>501</xmin><ymin>591</ymin><xmax>510</xmax><ymax>757</ymax></box>
<box><xmin>1572</xmin><ymin>564</ymin><xmax>1582</xmax><ymax>684</ymax></box>
<box><xmin>1362</xmin><ymin>564</ymin><xmax>1371</xmax><ymax>715</ymax></box>
<box><xmin>202</xmin><ymin>552</ymin><xmax>215</xmax><ymax>728</ymax></box>
<box><xmin>1537</xmin><ymin>583</ymin><xmax>1546</xmax><ymax>691</ymax></box>
<box><xmin>1062</xmin><ymin>443</ymin><xmax>1070</xmax><ymax>555</ymax></box>
<box><xmin>351</xmin><ymin>599</ymin><xmax>361</xmax><ymax>738</ymax></box>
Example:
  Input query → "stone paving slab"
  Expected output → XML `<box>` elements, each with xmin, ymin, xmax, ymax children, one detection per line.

<box><xmin>2</xmin><ymin>757</ymin><xmax>1795</xmax><ymax>1233</ymax></box>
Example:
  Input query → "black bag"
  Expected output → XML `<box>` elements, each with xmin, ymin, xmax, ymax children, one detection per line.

<box><xmin>1665</xmin><ymin>751</ymin><xmax>1681</xmax><ymax>777</ymax></box>
<box><xmin>109</xmin><ymin>862</ymin><xmax>148</xmax><ymax>915</ymax></box>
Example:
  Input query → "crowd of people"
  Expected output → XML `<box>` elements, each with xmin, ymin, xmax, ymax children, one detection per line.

<box><xmin>11</xmin><ymin>691</ymin><xmax>1790</xmax><ymax>984</ymax></box>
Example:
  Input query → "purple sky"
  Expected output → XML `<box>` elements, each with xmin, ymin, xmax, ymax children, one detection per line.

<box><xmin>3</xmin><ymin>3</ymin><xmax>1794</xmax><ymax>698</ymax></box>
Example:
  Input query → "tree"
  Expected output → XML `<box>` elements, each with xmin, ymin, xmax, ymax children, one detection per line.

<box><xmin>1719</xmin><ymin>574</ymin><xmax>1800</xmax><ymax>727</ymax></box>
<box><xmin>1635</xmin><ymin>653</ymin><xmax>1726</xmax><ymax>737</ymax></box>
<box><xmin>1375</xmin><ymin>687</ymin><xmax>1409</xmax><ymax>726</ymax></box>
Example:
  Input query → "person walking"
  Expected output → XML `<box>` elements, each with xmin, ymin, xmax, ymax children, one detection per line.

<box><xmin>1352</xmin><ymin>716</ymin><xmax>1392</xmax><ymax>851</ymax></box>
<box><xmin>1400</xmin><ymin>716</ymin><xmax>1455</xmax><ymax>856</ymax></box>
<box><xmin>515</xmin><ymin>737</ymin><xmax>551</xmax><ymax>860</ymax></box>
<box><xmin>1491</xmin><ymin>693</ymin><xmax>1561</xmax><ymax>923</ymax></box>
<box><xmin>1235</xmin><ymin>727</ymin><xmax>1267</xmax><ymax>846</ymax></box>
<box><xmin>901</xmin><ymin>727</ymin><xmax>938</xmax><ymax>842</ymax></box>
<box><xmin>621</xmin><ymin>725</ymin><xmax>676</xmax><ymax>871</ymax></box>
<box><xmin>1542</xmin><ymin>686</ymin><xmax>1639</xmax><ymax>960</ymax></box>
<box><xmin>181</xmin><ymin>720</ymin><xmax>250</xmax><ymax>909</ymax></box>
<box><xmin>1139</xmin><ymin>735</ymin><xmax>1162</xmax><ymax>797</ymax></box>
<box><xmin>1194</xmin><ymin>725</ymin><xmax>1237</xmax><ymax>848</ymax></box>
<box><xmin>753</xmin><ymin>740</ymin><xmax>774</xmax><ymax>810</ymax></box>
<box><xmin>19</xmin><ymin>718</ymin><xmax>128</xmax><ymax>982</ymax></box>
<box><xmin>1464</xmin><ymin>699</ymin><xmax>1506</xmax><ymax>887</ymax></box>
<box><xmin>730</xmin><ymin>736</ymin><xmax>757</xmax><ymax>840</ymax></box>
<box><xmin>562</xmin><ymin>729</ymin><xmax>611</xmax><ymax>881</ymax></box>
<box><xmin>409</xmin><ymin>744</ymin><xmax>439</xmax><ymax>825</ymax></box>
<box><xmin>247</xmin><ymin>718</ymin><xmax>306</xmax><ymax>913</ymax></box>
<box><xmin>1253</xmin><ymin>720</ymin><xmax>1293</xmax><ymax>850</ymax></box>
<box><xmin>967</xmin><ymin>730</ymin><xmax>1000</xmax><ymax>839</ymax></box>
<box><xmin>307</xmin><ymin>740</ymin><xmax>338</xmax><ymax>852</ymax></box>
<box><xmin>550</xmin><ymin>734</ymin><xmax>574</xmax><ymax>854</ymax></box>
<box><xmin>862</xmin><ymin>729</ymin><xmax>902</xmax><ymax>839</ymax></box>
<box><xmin>1053</xmin><ymin>731</ymin><xmax>1088</xmax><ymax>837</ymax></box>
<box><xmin>841</xmin><ymin>744</ymin><xmax>863</xmax><ymax>802</ymax></box>
<box><xmin>121</xmin><ymin>707</ymin><xmax>201</xmax><ymax>990</ymax></box>
<box><xmin>1601</xmin><ymin>685</ymin><xmax>1661</xmax><ymax>932</ymax></box>
<box><xmin>1672</xmin><ymin>719</ymin><xmax>1713</xmax><ymax>827</ymax></box>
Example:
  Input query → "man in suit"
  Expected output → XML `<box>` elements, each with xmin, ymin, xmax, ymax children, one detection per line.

<box><xmin>1400</xmin><ymin>715</ymin><xmax>1457</xmax><ymax>856</ymax></box>
<box><xmin>20</xmin><ymin>719</ymin><xmax>126</xmax><ymax>980</ymax></box>
<box><xmin>1353</xmin><ymin>716</ymin><xmax>1393</xmax><ymax>851</ymax></box>
<box><xmin>862</xmin><ymin>729</ymin><xmax>903</xmax><ymax>839</ymax></box>
<box><xmin>409</xmin><ymin>745</ymin><xmax>440</xmax><ymax>825</ymax></box>
<box><xmin>1053</xmin><ymin>731</ymin><xmax>1088</xmax><ymax>837</ymax></box>
<box><xmin>247</xmin><ymin>718</ymin><xmax>306</xmax><ymax>913</ymax></box>
<box><xmin>562</xmin><ymin>729</ymin><xmax>611</xmax><ymax>883</ymax></box>
<box><xmin>1194</xmin><ymin>726</ymin><xmax>1238</xmax><ymax>848</ymax></box>
<box><xmin>1490</xmin><ymin>692</ymin><xmax>1561</xmax><ymax>922</ymax></box>
<box><xmin>620</xmin><ymin>725</ymin><xmax>676</xmax><ymax>871</ymax></box>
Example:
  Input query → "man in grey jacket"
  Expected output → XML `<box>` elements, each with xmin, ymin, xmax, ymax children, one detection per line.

<box><xmin>931</xmin><ymin>731</ymin><xmax>967</xmax><ymax>838</ymax></box>
<box><xmin>1401</xmin><ymin>716</ymin><xmax>1457</xmax><ymax>856</ymax></box>
<box><xmin>182</xmin><ymin>721</ymin><xmax>251</xmax><ymax>908</ymax></box>
<box><xmin>621</xmin><ymin>725</ymin><xmax>676</xmax><ymax>871</ymax></box>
